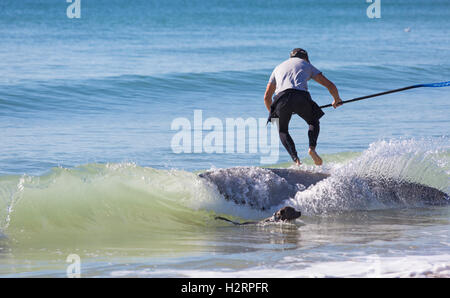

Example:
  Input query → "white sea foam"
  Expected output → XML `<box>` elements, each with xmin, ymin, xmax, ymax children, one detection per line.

<box><xmin>285</xmin><ymin>138</ymin><xmax>449</xmax><ymax>215</ymax></box>
<box><xmin>108</xmin><ymin>254</ymin><xmax>450</xmax><ymax>278</ymax></box>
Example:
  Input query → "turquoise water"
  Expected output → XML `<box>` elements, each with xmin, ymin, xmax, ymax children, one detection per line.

<box><xmin>0</xmin><ymin>0</ymin><xmax>449</xmax><ymax>277</ymax></box>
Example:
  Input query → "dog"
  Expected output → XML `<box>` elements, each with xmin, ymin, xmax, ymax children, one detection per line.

<box><xmin>215</xmin><ymin>206</ymin><xmax>301</xmax><ymax>225</ymax></box>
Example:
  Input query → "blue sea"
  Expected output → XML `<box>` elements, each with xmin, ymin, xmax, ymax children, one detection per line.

<box><xmin>0</xmin><ymin>0</ymin><xmax>449</xmax><ymax>277</ymax></box>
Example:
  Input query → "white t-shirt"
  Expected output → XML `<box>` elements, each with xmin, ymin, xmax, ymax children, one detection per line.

<box><xmin>269</xmin><ymin>58</ymin><xmax>321</xmax><ymax>95</ymax></box>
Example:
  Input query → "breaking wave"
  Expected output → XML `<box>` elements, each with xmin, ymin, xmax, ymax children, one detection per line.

<box><xmin>287</xmin><ymin>138</ymin><xmax>449</xmax><ymax>214</ymax></box>
<box><xmin>0</xmin><ymin>138</ymin><xmax>448</xmax><ymax>246</ymax></box>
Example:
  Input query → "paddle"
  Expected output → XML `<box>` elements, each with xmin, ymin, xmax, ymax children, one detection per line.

<box><xmin>319</xmin><ymin>81</ymin><xmax>450</xmax><ymax>109</ymax></box>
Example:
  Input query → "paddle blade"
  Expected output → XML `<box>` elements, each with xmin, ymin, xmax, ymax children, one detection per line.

<box><xmin>419</xmin><ymin>81</ymin><xmax>450</xmax><ymax>88</ymax></box>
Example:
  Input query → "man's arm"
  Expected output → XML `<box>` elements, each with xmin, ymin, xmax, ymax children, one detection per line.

<box><xmin>264</xmin><ymin>82</ymin><xmax>276</xmax><ymax>112</ymax></box>
<box><xmin>313</xmin><ymin>73</ymin><xmax>343</xmax><ymax>108</ymax></box>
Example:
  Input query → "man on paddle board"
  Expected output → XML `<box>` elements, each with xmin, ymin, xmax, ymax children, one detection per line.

<box><xmin>265</xmin><ymin>48</ymin><xmax>343</xmax><ymax>166</ymax></box>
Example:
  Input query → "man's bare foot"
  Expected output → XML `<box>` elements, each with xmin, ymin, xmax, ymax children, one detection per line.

<box><xmin>294</xmin><ymin>159</ymin><xmax>302</xmax><ymax>166</ymax></box>
<box><xmin>308</xmin><ymin>148</ymin><xmax>323</xmax><ymax>166</ymax></box>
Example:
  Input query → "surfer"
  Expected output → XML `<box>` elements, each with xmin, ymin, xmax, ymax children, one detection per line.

<box><xmin>265</xmin><ymin>48</ymin><xmax>343</xmax><ymax>166</ymax></box>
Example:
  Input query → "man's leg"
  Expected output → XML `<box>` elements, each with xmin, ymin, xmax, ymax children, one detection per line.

<box><xmin>307</xmin><ymin>120</ymin><xmax>323</xmax><ymax>165</ymax></box>
<box><xmin>276</xmin><ymin>102</ymin><xmax>301</xmax><ymax>165</ymax></box>
<box><xmin>292</xmin><ymin>95</ymin><xmax>323</xmax><ymax>166</ymax></box>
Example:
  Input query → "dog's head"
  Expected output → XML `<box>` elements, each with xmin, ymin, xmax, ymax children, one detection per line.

<box><xmin>273</xmin><ymin>206</ymin><xmax>301</xmax><ymax>221</ymax></box>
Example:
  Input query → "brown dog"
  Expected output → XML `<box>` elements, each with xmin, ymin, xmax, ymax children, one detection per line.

<box><xmin>215</xmin><ymin>206</ymin><xmax>301</xmax><ymax>225</ymax></box>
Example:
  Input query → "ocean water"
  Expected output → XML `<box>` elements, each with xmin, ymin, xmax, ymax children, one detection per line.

<box><xmin>0</xmin><ymin>0</ymin><xmax>449</xmax><ymax>277</ymax></box>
